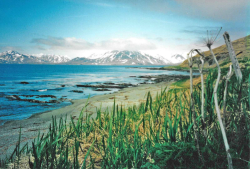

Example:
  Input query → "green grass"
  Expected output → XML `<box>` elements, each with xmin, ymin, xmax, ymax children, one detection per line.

<box><xmin>163</xmin><ymin>65</ymin><xmax>190</xmax><ymax>70</ymax></box>
<box><xmin>1</xmin><ymin>69</ymin><xmax>250</xmax><ymax>169</ymax></box>
<box><xmin>171</xmin><ymin>78</ymin><xmax>189</xmax><ymax>88</ymax></box>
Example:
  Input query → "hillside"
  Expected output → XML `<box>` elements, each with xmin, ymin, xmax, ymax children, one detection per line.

<box><xmin>177</xmin><ymin>35</ymin><xmax>250</xmax><ymax>69</ymax></box>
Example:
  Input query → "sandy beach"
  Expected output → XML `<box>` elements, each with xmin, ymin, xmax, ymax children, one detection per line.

<box><xmin>0</xmin><ymin>81</ymin><xmax>173</xmax><ymax>159</ymax></box>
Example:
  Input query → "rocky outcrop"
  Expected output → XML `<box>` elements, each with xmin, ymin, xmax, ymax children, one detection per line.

<box><xmin>20</xmin><ymin>82</ymin><xmax>29</xmax><ymax>84</ymax></box>
<box><xmin>5</xmin><ymin>95</ymin><xmax>59</xmax><ymax>103</ymax></box>
<box><xmin>70</xmin><ymin>90</ymin><xmax>84</xmax><ymax>93</ymax></box>
<box><xmin>76</xmin><ymin>83</ymin><xmax>135</xmax><ymax>89</ymax></box>
<box><xmin>138</xmin><ymin>74</ymin><xmax>199</xmax><ymax>83</ymax></box>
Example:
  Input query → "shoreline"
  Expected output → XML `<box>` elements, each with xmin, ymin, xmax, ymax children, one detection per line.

<box><xmin>127</xmin><ymin>66</ymin><xmax>205</xmax><ymax>73</ymax></box>
<box><xmin>0</xmin><ymin>73</ymin><xmax>193</xmax><ymax>126</ymax></box>
<box><xmin>0</xmin><ymin>81</ymin><xmax>174</xmax><ymax>159</ymax></box>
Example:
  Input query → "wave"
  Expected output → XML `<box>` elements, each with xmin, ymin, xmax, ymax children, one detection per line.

<box><xmin>38</xmin><ymin>89</ymin><xmax>47</xmax><ymax>92</ymax></box>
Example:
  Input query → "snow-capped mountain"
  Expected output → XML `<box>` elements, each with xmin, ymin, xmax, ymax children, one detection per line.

<box><xmin>87</xmin><ymin>52</ymin><xmax>111</xmax><ymax>59</ymax></box>
<box><xmin>170</xmin><ymin>54</ymin><xmax>185</xmax><ymax>64</ymax></box>
<box><xmin>67</xmin><ymin>50</ymin><xmax>170</xmax><ymax>65</ymax></box>
<box><xmin>39</xmin><ymin>54</ymin><xmax>70</xmax><ymax>63</ymax></box>
<box><xmin>67</xmin><ymin>57</ymin><xmax>96</xmax><ymax>65</ymax></box>
<box><xmin>0</xmin><ymin>50</ymin><xmax>185</xmax><ymax>65</ymax></box>
<box><xmin>0</xmin><ymin>51</ymin><xmax>40</xmax><ymax>64</ymax></box>
<box><xmin>148</xmin><ymin>53</ymin><xmax>185</xmax><ymax>64</ymax></box>
<box><xmin>88</xmin><ymin>50</ymin><xmax>168</xmax><ymax>65</ymax></box>
<box><xmin>153</xmin><ymin>54</ymin><xmax>172</xmax><ymax>64</ymax></box>
<box><xmin>0</xmin><ymin>51</ymin><xmax>70</xmax><ymax>64</ymax></box>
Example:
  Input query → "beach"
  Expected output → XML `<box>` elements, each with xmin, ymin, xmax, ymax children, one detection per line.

<box><xmin>0</xmin><ymin>81</ymin><xmax>173</xmax><ymax>159</ymax></box>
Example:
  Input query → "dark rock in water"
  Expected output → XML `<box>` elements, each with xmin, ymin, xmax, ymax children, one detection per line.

<box><xmin>28</xmin><ymin>100</ymin><xmax>46</xmax><ymax>103</ymax></box>
<box><xmin>39</xmin><ymin>95</ymin><xmax>57</xmax><ymax>98</ymax></box>
<box><xmin>59</xmin><ymin>97</ymin><xmax>67</xmax><ymax>102</ymax></box>
<box><xmin>137</xmin><ymin>74</ymin><xmax>199</xmax><ymax>83</ymax></box>
<box><xmin>129</xmin><ymin>76</ymin><xmax>136</xmax><ymax>77</ymax></box>
<box><xmin>48</xmin><ymin>88</ymin><xmax>63</xmax><ymax>91</ymax></box>
<box><xmin>70</xmin><ymin>90</ymin><xmax>84</xmax><ymax>93</ymax></box>
<box><xmin>139</xmin><ymin>82</ymin><xmax>150</xmax><ymax>84</ymax></box>
<box><xmin>5</xmin><ymin>95</ymin><xmax>59</xmax><ymax>103</ymax></box>
<box><xmin>94</xmin><ymin>88</ymin><xmax>111</xmax><ymax>91</ymax></box>
<box><xmin>76</xmin><ymin>83</ymin><xmax>135</xmax><ymax>89</ymax></box>
<box><xmin>0</xmin><ymin>84</ymin><xmax>5</xmax><ymax>86</ymax></box>
<box><xmin>20</xmin><ymin>95</ymin><xmax>56</xmax><ymax>98</ymax></box>
<box><xmin>49</xmin><ymin>100</ymin><xmax>58</xmax><ymax>103</ymax></box>
<box><xmin>103</xmin><ymin>82</ymin><xmax>115</xmax><ymax>85</ymax></box>
<box><xmin>20</xmin><ymin>81</ymin><xmax>29</xmax><ymax>84</ymax></box>
<box><xmin>61</xmin><ymin>85</ymin><xmax>65</xmax><ymax>87</ymax></box>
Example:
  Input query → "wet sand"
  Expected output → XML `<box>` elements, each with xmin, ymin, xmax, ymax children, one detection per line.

<box><xmin>0</xmin><ymin>81</ymin><xmax>172</xmax><ymax>159</ymax></box>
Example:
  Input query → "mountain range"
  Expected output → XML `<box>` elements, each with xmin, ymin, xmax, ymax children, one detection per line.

<box><xmin>0</xmin><ymin>50</ymin><xmax>185</xmax><ymax>65</ymax></box>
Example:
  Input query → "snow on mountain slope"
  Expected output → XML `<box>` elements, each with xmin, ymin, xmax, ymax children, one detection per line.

<box><xmin>0</xmin><ymin>51</ymin><xmax>70</xmax><ymax>64</ymax></box>
<box><xmin>170</xmin><ymin>54</ymin><xmax>185</xmax><ymax>64</ymax></box>
<box><xmin>143</xmin><ymin>53</ymin><xmax>184</xmax><ymax>64</ymax></box>
<box><xmin>67</xmin><ymin>57</ymin><xmax>96</xmax><ymax>65</ymax></box>
<box><xmin>92</xmin><ymin>50</ymin><xmax>167</xmax><ymax>65</ymax></box>
<box><xmin>39</xmin><ymin>54</ymin><xmax>70</xmax><ymax>63</ymax></box>
<box><xmin>152</xmin><ymin>54</ymin><xmax>172</xmax><ymax>64</ymax></box>
<box><xmin>0</xmin><ymin>50</ymin><xmax>185</xmax><ymax>65</ymax></box>
<box><xmin>0</xmin><ymin>51</ymin><xmax>40</xmax><ymax>64</ymax></box>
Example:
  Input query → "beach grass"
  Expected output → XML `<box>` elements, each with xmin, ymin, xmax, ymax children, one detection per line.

<box><xmin>1</xmin><ymin>68</ymin><xmax>250</xmax><ymax>168</ymax></box>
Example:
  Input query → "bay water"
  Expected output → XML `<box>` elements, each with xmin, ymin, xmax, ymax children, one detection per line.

<box><xmin>0</xmin><ymin>64</ymin><xmax>191</xmax><ymax>125</ymax></box>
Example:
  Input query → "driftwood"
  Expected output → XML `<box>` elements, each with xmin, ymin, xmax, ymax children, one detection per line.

<box><xmin>187</xmin><ymin>50</ymin><xmax>204</xmax><ymax>165</ymax></box>
<box><xmin>208</xmin><ymin>46</ymin><xmax>233</xmax><ymax>169</ymax></box>
<box><xmin>222</xmin><ymin>65</ymin><xmax>233</xmax><ymax>127</ymax></box>
<box><xmin>194</xmin><ymin>49</ymin><xmax>207</xmax><ymax>139</ymax></box>
<box><xmin>223</xmin><ymin>32</ymin><xmax>242</xmax><ymax>83</ymax></box>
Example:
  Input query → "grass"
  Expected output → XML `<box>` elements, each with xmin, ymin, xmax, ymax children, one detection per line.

<box><xmin>163</xmin><ymin>65</ymin><xmax>190</xmax><ymax>70</ymax></box>
<box><xmin>1</xmin><ymin>68</ymin><xmax>250</xmax><ymax>168</ymax></box>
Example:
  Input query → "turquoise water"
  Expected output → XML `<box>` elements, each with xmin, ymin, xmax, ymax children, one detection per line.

<box><xmin>0</xmin><ymin>64</ymin><xmax>192</xmax><ymax>124</ymax></box>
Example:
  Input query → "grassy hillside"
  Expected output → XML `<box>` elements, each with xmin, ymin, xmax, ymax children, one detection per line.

<box><xmin>167</xmin><ymin>34</ymin><xmax>250</xmax><ymax>69</ymax></box>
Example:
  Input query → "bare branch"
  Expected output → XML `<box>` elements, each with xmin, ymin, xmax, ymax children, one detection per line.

<box><xmin>223</xmin><ymin>32</ymin><xmax>242</xmax><ymax>83</ymax></box>
<box><xmin>212</xmin><ymin>27</ymin><xmax>222</xmax><ymax>44</ymax></box>
<box><xmin>208</xmin><ymin>45</ymin><xmax>233</xmax><ymax>169</ymax></box>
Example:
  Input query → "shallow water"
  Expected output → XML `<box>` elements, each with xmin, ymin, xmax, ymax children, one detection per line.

<box><xmin>0</xmin><ymin>64</ymin><xmax>193</xmax><ymax>124</ymax></box>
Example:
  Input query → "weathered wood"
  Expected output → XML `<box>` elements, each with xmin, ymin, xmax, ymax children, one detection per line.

<box><xmin>187</xmin><ymin>50</ymin><xmax>204</xmax><ymax>165</ymax></box>
<box><xmin>223</xmin><ymin>32</ymin><xmax>242</xmax><ymax>83</ymax></box>
<box><xmin>195</xmin><ymin>49</ymin><xmax>207</xmax><ymax>139</ymax></box>
<box><xmin>222</xmin><ymin>65</ymin><xmax>233</xmax><ymax>127</ymax></box>
<box><xmin>209</xmin><ymin>46</ymin><xmax>233</xmax><ymax>169</ymax></box>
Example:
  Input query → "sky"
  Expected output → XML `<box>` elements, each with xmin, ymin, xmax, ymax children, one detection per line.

<box><xmin>0</xmin><ymin>0</ymin><xmax>249</xmax><ymax>59</ymax></box>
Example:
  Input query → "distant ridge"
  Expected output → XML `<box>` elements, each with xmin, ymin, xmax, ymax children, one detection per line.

<box><xmin>0</xmin><ymin>51</ymin><xmax>70</xmax><ymax>64</ymax></box>
<box><xmin>0</xmin><ymin>50</ymin><xmax>185</xmax><ymax>65</ymax></box>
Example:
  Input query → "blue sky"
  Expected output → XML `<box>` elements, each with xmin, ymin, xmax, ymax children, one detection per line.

<box><xmin>0</xmin><ymin>0</ymin><xmax>249</xmax><ymax>58</ymax></box>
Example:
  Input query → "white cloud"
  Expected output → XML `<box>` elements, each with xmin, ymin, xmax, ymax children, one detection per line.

<box><xmin>30</xmin><ymin>36</ymin><xmax>158</xmax><ymax>58</ymax></box>
<box><xmin>31</xmin><ymin>37</ymin><xmax>93</xmax><ymax>50</ymax></box>
<box><xmin>31</xmin><ymin>36</ymin><xmax>157</xmax><ymax>51</ymax></box>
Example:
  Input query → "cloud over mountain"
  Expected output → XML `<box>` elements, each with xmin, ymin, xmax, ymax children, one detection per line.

<box><xmin>31</xmin><ymin>37</ymin><xmax>157</xmax><ymax>51</ymax></box>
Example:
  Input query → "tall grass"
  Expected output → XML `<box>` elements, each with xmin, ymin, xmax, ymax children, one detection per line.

<box><xmin>0</xmin><ymin>68</ymin><xmax>250</xmax><ymax>169</ymax></box>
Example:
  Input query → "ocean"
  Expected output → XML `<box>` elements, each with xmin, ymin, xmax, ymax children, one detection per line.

<box><xmin>0</xmin><ymin>64</ymin><xmax>192</xmax><ymax>125</ymax></box>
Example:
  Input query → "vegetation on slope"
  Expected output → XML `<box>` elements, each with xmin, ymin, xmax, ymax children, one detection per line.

<box><xmin>165</xmin><ymin>35</ymin><xmax>250</xmax><ymax>70</ymax></box>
